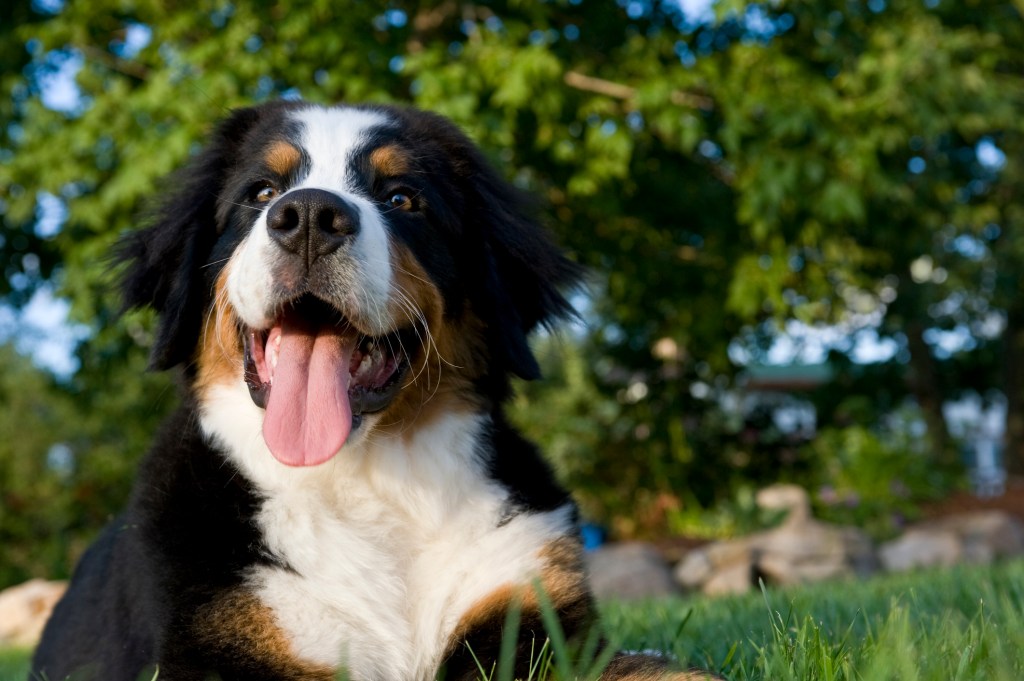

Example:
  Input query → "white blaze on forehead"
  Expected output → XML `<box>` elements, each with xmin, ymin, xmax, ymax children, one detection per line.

<box><xmin>291</xmin><ymin>107</ymin><xmax>390</xmax><ymax>191</ymax></box>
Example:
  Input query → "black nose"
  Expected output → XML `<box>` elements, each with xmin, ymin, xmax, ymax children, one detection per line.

<box><xmin>266</xmin><ymin>188</ymin><xmax>360</xmax><ymax>265</ymax></box>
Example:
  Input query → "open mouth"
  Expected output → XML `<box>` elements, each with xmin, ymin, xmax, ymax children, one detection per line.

<box><xmin>242</xmin><ymin>295</ymin><xmax>412</xmax><ymax>467</ymax></box>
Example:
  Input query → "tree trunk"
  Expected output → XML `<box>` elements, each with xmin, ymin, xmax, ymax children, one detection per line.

<box><xmin>906</xmin><ymin>321</ymin><xmax>954</xmax><ymax>467</ymax></box>
<box><xmin>1003</xmin><ymin>305</ymin><xmax>1024</xmax><ymax>476</ymax></box>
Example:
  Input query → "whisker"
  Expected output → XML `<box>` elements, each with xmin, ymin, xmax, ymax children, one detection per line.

<box><xmin>201</xmin><ymin>256</ymin><xmax>233</xmax><ymax>270</ymax></box>
<box><xmin>215</xmin><ymin>195</ymin><xmax>266</xmax><ymax>213</ymax></box>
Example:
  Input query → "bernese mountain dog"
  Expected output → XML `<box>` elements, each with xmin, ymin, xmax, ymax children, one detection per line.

<box><xmin>32</xmin><ymin>102</ymin><xmax>716</xmax><ymax>681</ymax></box>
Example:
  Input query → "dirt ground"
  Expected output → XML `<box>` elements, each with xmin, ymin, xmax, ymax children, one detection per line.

<box><xmin>922</xmin><ymin>476</ymin><xmax>1024</xmax><ymax>522</ymax></box>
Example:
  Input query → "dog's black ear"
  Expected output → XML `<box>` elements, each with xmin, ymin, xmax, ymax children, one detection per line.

<box><xmin>118</xmin><ymin>107</ymin><xmax>262</xmax><ymax>370</ymax></box>
<box><xmin>467</xmin><ymin>163</ymin><xmax>583</xmax><ymax>381</ymax></box>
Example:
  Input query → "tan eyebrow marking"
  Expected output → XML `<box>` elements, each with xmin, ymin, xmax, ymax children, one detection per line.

<box><xmin>264</xmin><ymin>140</ymin><xmax>301</xmax><ymax>176</ymax></box>
<box><xmin>369</xmin><ymin>144</ymin><xmax>411</xmax><ymax>177</ymax></box>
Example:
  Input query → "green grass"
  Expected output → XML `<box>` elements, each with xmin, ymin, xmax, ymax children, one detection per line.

<box><xmin>602</xmin><ymin>558</ymin><xmax>1024</xmax><ymax>680</ymax></box>
<box><xmin>0</xmin><ymin>648</ymin><xmax>29</xmax><ymax>681</ymax></box>
<box><xmin>6</xmin><ymin>559</ymin><xmax>1023</xmax><ymax>680</ymax></box>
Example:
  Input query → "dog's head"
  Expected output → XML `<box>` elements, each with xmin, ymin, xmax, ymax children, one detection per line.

<box><xmin>119</xmin><ymin>102</ymin><xmax>579</xmax><ymax>467</ymax></box>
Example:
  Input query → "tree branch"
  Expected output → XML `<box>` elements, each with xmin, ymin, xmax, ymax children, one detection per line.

<box><xmin>78</xmin><ymin>44</ymin><xmax>149</xmax><ymax>80</ymax></box>
<box><xmin>564</xmin><ymin>70</ymin><xmax>714</xmax><ymax>111</ymax></box>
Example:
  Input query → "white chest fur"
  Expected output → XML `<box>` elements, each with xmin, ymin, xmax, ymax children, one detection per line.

<box><xmin>199</xmin><ymin>386</ymin><xmax>574</xmax><ymax>680</ymax></box>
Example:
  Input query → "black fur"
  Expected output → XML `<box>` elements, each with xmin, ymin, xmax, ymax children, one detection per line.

<box><xmin>32</xmin><ymin>406</ymin><xmax>277</xmax><ymax>680</ymax></box>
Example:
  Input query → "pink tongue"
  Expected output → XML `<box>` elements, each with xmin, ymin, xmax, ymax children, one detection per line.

<box><xmin>262</xmin><ymin>318</ymin><xmax>357</xmax><ymax>466</ymax></box>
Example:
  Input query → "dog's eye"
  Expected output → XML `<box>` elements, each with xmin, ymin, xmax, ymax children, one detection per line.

<box><xmin>252</xmin><ymin>184</ymin><xmax>279</xmax><ymax>203</ymax></box>
<box><xmin>387</xmin><ymin>192</ymin><xmax>416</xmax><ymax>212</ymax></box>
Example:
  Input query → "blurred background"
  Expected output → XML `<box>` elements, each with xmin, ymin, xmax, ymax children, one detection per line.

<box><xmin>1</xmin><ymin>0</ymin><xmax>1022</xmax><ymax>591</ymax></box>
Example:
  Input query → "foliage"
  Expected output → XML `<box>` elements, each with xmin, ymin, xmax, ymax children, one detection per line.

<box><xmin>0</xmin><ymin>338</ymin><xmax>171</xmax><ymax>587</ymax></box>
<box><xmin>0</xmin><ymin>344</ymin><xmax>75</xmax><ymax>586</ymax></box>
<box><xmin>807</xmin><ymin>416</ymin><xmax>952</xmax><ymax>539</ymax></box>
<box><xmin>511</xmin><ymin>336</ymin><xmax>816</xmax><ymax>537</ymax></box>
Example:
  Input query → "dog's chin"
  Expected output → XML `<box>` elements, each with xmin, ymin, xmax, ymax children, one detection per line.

<box><xmin>240</xmin><ymin>294</ymin><xmax>414</xmax><ymax>466</ymax></box>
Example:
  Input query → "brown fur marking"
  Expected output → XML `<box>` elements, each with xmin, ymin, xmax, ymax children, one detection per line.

<box><xmin>378</xmin><ymin>241</ymin><xmax>485</xmax><ymax>436</ymax></box>
<box><xmin>539</xmin><ymin>536</ymin><xmax>590</xmax><ymax>609</ymax></box>
<box><xmin>194</xmin><ymin>590</ymin><xmax>334</xmax><ymax>680</ymax></box>
<box><xmin>264</xmin><ymin>140</ymin><xmax>302</xmax><ymax>176</ymax></box>
<box><xmin>370</xmin><ymin>144</ymin><xmax>411</xmax><ymax>177</ymax></box>
<box><xmin>446</xmin><ymin>537</ymin><xmax>592</xmax><ymax>654</ymax></box>
<box><xmin>602</xmin><ymin>654</ymin><xmax>723</xmax><ymax>680</ymax></box>
<box><xmin>195</xmin><ymin>268</ymin><xmax>243</xmax><ymax>394</ymax></box>
<box><xmin>451</xmin><ymin>582</ymin><xmax>529</xmax><ymax>644</ymax></box>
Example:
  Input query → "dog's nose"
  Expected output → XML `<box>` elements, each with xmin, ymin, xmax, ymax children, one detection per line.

<box><xmin>266</xmin><ymin>188</ymin><xmax>360</xmax><ymax>265</ymax></box>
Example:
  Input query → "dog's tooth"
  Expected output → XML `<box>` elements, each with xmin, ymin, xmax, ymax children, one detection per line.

<box><xmin>356</xmin><ymin>353</ymin><xmax>373</xmax><ymax>378</ymax></box>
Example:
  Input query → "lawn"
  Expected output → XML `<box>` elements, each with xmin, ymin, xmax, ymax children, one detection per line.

<box><xmin>605</xmin><ymin>557</ymin><xmax>1024</xmax><ymax>680</ymax></box>
<box><xmin>5</xmin><ymin>558</ymin><xmax>1023</xmax><ymax>680</ymax></box>
<box><xmin>0</xmin><ymin>648</ymin><xmax>29</xmax><ymax>681</ymax></box>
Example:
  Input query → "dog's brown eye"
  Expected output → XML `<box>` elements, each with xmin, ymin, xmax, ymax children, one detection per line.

<box><xmin>254</xmin><ymin>185</ymin><xmax>278</xmax><ymax>203</ymax></box>
<box><xmin>388</xmin><ymin>192</ymin><xmax>415</xmax><ymax>211</ymax></box>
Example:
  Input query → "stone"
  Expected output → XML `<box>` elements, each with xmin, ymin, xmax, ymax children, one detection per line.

<box><xmin>752</xmin><ymin>519</ymin><xmax>866</xmax><ymax>585</ymax></box>
<box><xmin>879</xmin><ymin>529</ymin><xmax>962</xmax><ymax>572</ymax></box>
<box><xmin>756</xmin><ymin>548</ymin><xmax>848</xmax><ymax>586</ymax></box>
<box><xmin>674</xmin><ymin>549</ymin><xmax>714</xmax><ymax>590</ymax></box>
<box><xmin>702</xmin><ymin>560</ymin><xmax>753</xmax><ymax>596</ymax></box>
<box><xmin>930</xmin><ymin>510</ymin><xmax>1024</xmax><ymax>563</ymax></box>
<box><xmin>877</xmin><ymin>510</ymin><xmax>1024</xmax><ymax>570</ymax></box>
<box><xmin>0</xmin><ymin>578</ymin><xmax>66</xmax><ymax>647</ymax></box>
<box><xmin>674</xmin><ymin>539</ymin><xmax>756</xmax><ymax>595</ymax></box>
<box><xmin>755</xmin><ymin>483</ymin><xmax>812</xmax><ymax>522</ymax></box>
<box><xmin>838</xmin><ymin>526</ymin><xmax>879</xmax><ymax>576</ymax></box>
<box><xmin>746</xmin><ymin>485</ymin><xmax>878</xmax><ymax>588</ymax></box>
<box><xmin>704</xmin><ymin>539</ymin><xmax>753</xmax><ymax>567</ymax></box>
<box><xmin>585</xmin><ymin>542</ymin><xmax>679</xmax><ymax>600</ymax></box>
<box><xmin>671</xmin><ymin>485</ymin><xmax>880</xmax><ymax>595</ymax></box>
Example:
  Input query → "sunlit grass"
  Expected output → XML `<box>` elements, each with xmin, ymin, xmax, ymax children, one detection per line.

<box><xmin>0</xmin><ymin>648</ymin><xmax>29</xmax><ymax>681</ymax></box>
<box><xmin>603</xmin><ymin>558</ymin><xmax>1024</xmax><ymax>680</ymax></box>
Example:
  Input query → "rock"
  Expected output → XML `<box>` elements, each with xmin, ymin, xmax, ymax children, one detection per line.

<box><xmin>674</xmin><ymin>539</ymin><xmax>757</xmax><ymax>595</ymax></box>
<box><xmin>839</xmin><ymin>526</ymin><xmax>881</xmax><ymax>577</ymax></box>
<box><xmin>586</xmin><ymin>542</ymin><xmax>679</xmax><ymax>600</ymax></box>
<box><xmin>755</xmin><ymin>547</ymin><xmax>848</xmax><ymax>586</ymax></box>
<box><xmin>748</xmin><ymin>484</ymin><xmax>875</xmax><ymax>586</ymax></box>
<box><xmin>879</xmin><ymin>529</ymin><xmax>962</xmax><ymax>572</ymax></box>
<box><xmin>704</xmin><ymin>538</ymin><xmax>753</xmax><ymax>567</ymax></box>
<box><xmin>753</xmin><ymin>519</ymin><xmax>871</xmax><ymax>586</ymax></box>
<box><xmin>756</xmin><ymin>483</ymin><xmax>812</xmax><ymax>523</ymax></box>
<box><xmin>930</xmin><ymin>511</ymin><xmax>1024</xmax><ymax>563</ymax></box>
<box><xmin>0</xmin><ymin>578</ymin><xmax>66</xmax><ymax>647</ymax></box>
<box><xmin>674</xmin><ymin>549</ymin><xmax>714</xmax><ymax>590</ymax></box>
<box><xmin>878</xmin><ymin>511</ymin><xmax>1024</xmax><ymax>571</ymax></box>
<box><xmin>671</xmin><ymin>485</ymin><xmax>880</xmax><ymax>596</ymax></box>
<box><xmin>702</xmin><ymin>560</ymin><xmax>753</xmax><ymax>596</ymax></box>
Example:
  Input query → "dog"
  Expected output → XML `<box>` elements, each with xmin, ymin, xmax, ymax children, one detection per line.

<box><xmin>32</xmin><ymin>102</ymin><xmax>716</xmax><ymax>681</ymax></box>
